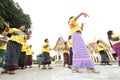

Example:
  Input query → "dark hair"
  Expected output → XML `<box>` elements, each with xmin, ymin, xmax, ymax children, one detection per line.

<box><xmin>68</xmin><ymin>16</ymin><xmax>74</xmax><ymax>24</ymax></box>
<box><xmin>64</xmin><ymin>41</ymin><xmax>67</xmax><ymax>45</ymax></box>
<box><xmin>107</xmin><ymin>30</ymin><xmax>113</xmax><ymax>48</ymax></box>
<box><xmin>44</xmin><ymin>38</ymin><xmax>48</xmax><ymax>42</ymax></box>
<box><xmin>96</xmin><ymin>40</ymin><xmax>100</xmax><ymax>44</ymax></box>
<box><xmin>68</xmin><ymin>35</ymin><xmax>72</xmax><ymax>40</ymax></box>
<box><xmin>107</xmin><ymin>30</ymin><xmax>113</xmax><ymax>39</ymax></box>
<box><xmin>17</xmin><ymin>24</ymin><xmax>25</xmax><ymax>28</ymax></box>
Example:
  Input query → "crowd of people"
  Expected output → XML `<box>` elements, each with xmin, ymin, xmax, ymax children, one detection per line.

<box><xmin>0</xmin><ymin>12</ymin><xmax>120</xmax><ymax>75</ymax></box>
<box><xmin>0</xmin><ymin>22</ymin><xmax>33</xmax><ymax>74</ymax></box>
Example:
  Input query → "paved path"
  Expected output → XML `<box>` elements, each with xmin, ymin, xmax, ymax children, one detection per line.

<box><xmin>0</xmin><ymin>62</ymin><xmax>120</xmax><ymax>80</ymax></box>
<box><xmin>52</xmin><ymin>65</ymin><xmax>120</xmax><ymax>80</ymax></box>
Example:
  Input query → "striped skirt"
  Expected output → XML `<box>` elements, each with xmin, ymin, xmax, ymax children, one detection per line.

<box><xmin>112</xmin><ymin>42</ymin><xmax>120</xmax><ymax>61</ymax></box>
<box><xmin>72</xmin><ymin>32</ymin><xmax>94</xmax><ymax>68</ymax></box>
<box><xmin>4</xmin><ymin>40</ymin><xmax>22</xmax><ymax>70</ymax></box>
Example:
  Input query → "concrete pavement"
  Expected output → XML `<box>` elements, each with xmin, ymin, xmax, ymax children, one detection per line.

<box><xmin>52</xmin><ymin>64</ymin><xmax>120</xmax><ymax>80</ymax></box>
<box><xmin>0</xmin><ymin>62</ymin><xmax>120</xmax><ymax>80</ymax></box>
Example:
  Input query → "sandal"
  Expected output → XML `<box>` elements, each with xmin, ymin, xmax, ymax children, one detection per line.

<box><xmin>87</xmin><ymin>68</ymin><xmax>100</xmax><ymax>73</ymax></box>
<box><xmin>92</xmin><ymin>70</ymin><xmax>100</xmax><ymax>73</ymax></box>
<box><xmin>1</xmin><ymin>70</ymin><xmax>8</xmax><ymax>74</ymax></box>
<box><xmin>72</xmin><ymin>68</ymin><xmax>83</xmax><ymax>73</ymax></box>
<box><xmin>41</xmin><ymin>67</ymin><xmax>46</xmax><ymax>70</ymax></box>
<box><xmin>48</xmin><ymin>67</ymin><xmax>53</xmax><ymax>69</ymax></box>
<box><xmin>8</xmin><ymin>71</ymin><xmax>15</xmax><ymax>75</ymax></box>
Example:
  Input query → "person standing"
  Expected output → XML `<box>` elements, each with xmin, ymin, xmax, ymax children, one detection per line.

<box><xmin>68</xmin><ymin>12</ymin><xmax>99</xmax><ymax>73</ymax></box>
<box><xmin>63</xmin><ymin>41</ymin><xmax>69</xmax><ymax>68</ymax></box>
<box><xmin>2</xmin><ymin>22</ymin><xmax>32</xmax><ymax>74</ymax></box>
<box><xmin>0</xmin><ymin>30</ymin><xmax>9</xmax><ymax>67</ymax></box>
<box><xmin>68</xmin><ymin>35</ymin><xmax>73</xmax><ymax>69</ymax></box>
<box><xmin>107</xmin><ymin>30</ymin><xmax>120</xmax><ymax>66</ymax></box>
<box><xmin>41</xmin><ymin>38</ymin><xmax>53</xmax><ymax>69</ymax></box>
<box><xmin>18</xmin><ymin>40</ymin><xmax>28</xmax><ymax>69</ymax></box>
<box><xmin>25</xmin><ymin>45</ymin><xmax>34</xmax><ymax>68</ymax></box>
<box><xmin>96</xmin><ymin>40</ymin><xmax>111</xmax><ymax>65</ymax></box>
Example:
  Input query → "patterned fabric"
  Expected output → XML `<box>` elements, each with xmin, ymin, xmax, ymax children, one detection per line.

<box><xmin>72</xmin><ymin>32</ymin><xmax>94</xmax><ymax>68</ymax></box>
<box><xmin>99</xmin><ymin>50</ymin><xmax>109</xmax><ymax>63</ymax></box>
<box><xmin>18</xmin><ymin>52</ymin><xmax>26</xmax><ymax>67</ymax></box>
<box><xmin>4</xmin><ymin>40</ymin><xmax>22</xmax><ymax>70</ymax></box>
<box><xmin>112</xmin><ymin>42</ymin><xmax>120</xmax><ymax>61</ymax></box>
<box><xmin>112</xmin><ymin>42</ymin><xmax>120</xmax><ymax>53</ymax></box>
<box><xmin>63</xmin><ymin>53</ymin><xmax>69</xmax><ymax>65</ymax></box>
<box><xmin>25</xmin><ymin>55</ymin><xmax>32</xmax><ymax>65</ymax></box>
<box><xmin>43</xmin><ymin>52</ymin><xmax>51</xmax><ymax>65</ymax></box>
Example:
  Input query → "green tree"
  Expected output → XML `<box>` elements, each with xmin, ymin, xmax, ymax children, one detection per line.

<box><xmin>0</xmin><ymin>16</ymin><xmax>4</xmax><ymax>33</ymax></box>
<box><xmin>0</xmin><ymin>0</ymin><xmax>31</xmax><ymax>33</ymax></box>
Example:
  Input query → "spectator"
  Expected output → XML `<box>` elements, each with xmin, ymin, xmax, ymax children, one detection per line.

<box><xmin>107</xmin><ymin>30</ymin><xmax>120</xmax><ymax>66</ymax></box>
<box><xmin>63</xmin><ymin>41</ymin><xmax>70</xmax><ymax>68</ymax></box>
<box><xmin>96</xmin><ymin>40</ymin><xmax>111</xmax><ymax>65</ymax></box>
<box><xmin>25</xmin><ymin>45</ymin><xmax>34</xmax><ymax>68</ymax></box>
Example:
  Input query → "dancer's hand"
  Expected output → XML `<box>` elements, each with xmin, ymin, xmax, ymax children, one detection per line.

<box><xmin>4</xmin><ymin>22</ymin><xmax>10</xmax><ymax>28</ymax></box>
<box><xmin>82</xmin><ymin>12</ymin><xmax>89</xmax><ymax>17</ymax></box>
<box><xmin>27</xmin><ymin>30</ymin><xmax>32</xmax><ymax>35</ymax></box>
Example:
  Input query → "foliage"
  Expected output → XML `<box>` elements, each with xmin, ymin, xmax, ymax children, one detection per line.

<box><xmin>34</xmin><ymin>54</ymin><xmax>56</xmax><ymax>64</ymax></box>
<box><xmin>36</xmin><ymin>54</ymin><xmax>42</xmax><ymax>64</ymax></box>
<box><xmin>0</xmin><ymin>16</ymin><xmax>4</xmax><ymax>32</ymax></box>
<box><xmin>0</xmin><ymin>0</ymin><xmax>31</xmax><ymax>33</ymax></box>
<box><xmin>51</xmin><ymin>56</ymin><xmax>56</xmax><ymax>61</ymax></box>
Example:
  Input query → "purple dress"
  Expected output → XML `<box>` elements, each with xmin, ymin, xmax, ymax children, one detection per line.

<box><xmin>72</xmin><ymin>32</ymin><xmax>94</xmax><ymax>68</ymax></box>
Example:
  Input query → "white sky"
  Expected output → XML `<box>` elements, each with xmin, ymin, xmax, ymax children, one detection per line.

<box><xmin>13</xmin><ymin>0</ymin><xmax>120</xmax><ymax>58</ymax></box>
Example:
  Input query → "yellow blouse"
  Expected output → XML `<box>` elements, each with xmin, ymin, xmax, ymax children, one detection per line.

<box><xmin>68</xmin><ymin>39</ymin><xmax>72</xmax><ymax>48</ymax></box>
<box><xmin>21</xmin><ymin>42</ymin><xmax>28</xmax><ymax>52</ymax></box>
<box><xmin>97</xmin><ymin>43</ymin><xmax>106</xmax><ymax>51</ymax></box>
<box><xmin>8</xmin><ymin>28</ymin><xmax>27</xmax><ymax>44</ymax></box>
<box><xmin>26</xmin><ymin>48</ymin><xmax>33</xmax><ymax>55</ymax></box>
<box><xmin>41</xmin><ymin>42</ymin><xmax>51</xmax><ymax>53</ymax></box>
<box><xmin>0</xmin><ymin>35</ymin><xmax>9</xmax><ymax>50</ymax></box>
<box><xmin>110</xmin><ymin>34</ymin><xmax>120</xmax><ymax>45</ymax></box>
<box><xmin>63</xmin><ymin>45</ymin><xmax>69</xmax><ymax>53</ymax></box>
<box><xmin>69</xmin><ymin>17</ymin><xmax>82</xmax><ymax>35</ymax></box>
